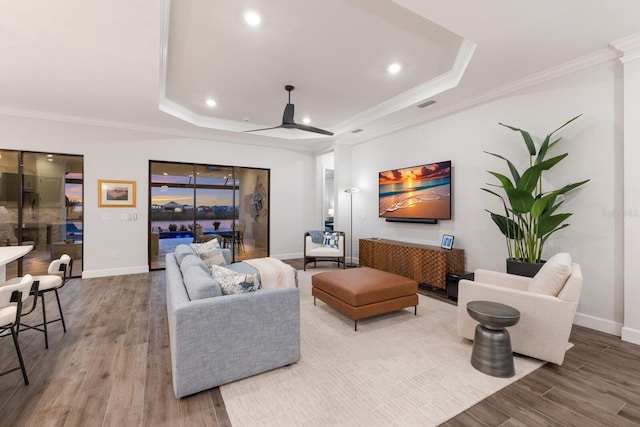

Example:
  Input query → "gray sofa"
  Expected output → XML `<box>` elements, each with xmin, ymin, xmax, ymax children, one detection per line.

<box><xmin>165</xmin><ymin>245</ymin><xmax>301</xmax><ymax>398</ymax></box>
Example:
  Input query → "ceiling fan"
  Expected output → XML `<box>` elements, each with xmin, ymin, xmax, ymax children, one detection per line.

<box><xmin>245</xmin><ymin>85</ymin><xmax>334</xmax><ymax>136</ymax></box>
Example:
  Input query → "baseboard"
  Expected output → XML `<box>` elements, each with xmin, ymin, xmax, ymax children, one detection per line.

<box><xmin>621</xmin><ymin>326</ymin><xmax>640</xmax><ymax>345</ymax></box>
<box><xmin>82</xmin><ymin>265</ymin><xmax>149</xmax><ymax>279</ymax></box>
<box><xmin>573</xmin><ymin>312</ymin><xmax>622</xmax><ymax>336</ymax></box>
<box><xmin>272</xmin><ymin>252</ymin><xmax>303</xmax><ymax>260</ymax></box>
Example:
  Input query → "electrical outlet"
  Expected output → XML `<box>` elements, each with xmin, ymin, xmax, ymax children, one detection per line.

<box><xmin>111</xmin><ymin>251</ymin><xmax>117</xmax><ymax>259</ymax></box>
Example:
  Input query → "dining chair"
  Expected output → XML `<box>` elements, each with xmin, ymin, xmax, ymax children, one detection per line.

<box><xmin>0</xmin><ymin>274</ymin><xmax>35</xmax><ymax>385</ymax></box>
<box><xmin>21</xmin><ymin>254</ymin><xmax>73</xmax><ymax>348</ymax></box>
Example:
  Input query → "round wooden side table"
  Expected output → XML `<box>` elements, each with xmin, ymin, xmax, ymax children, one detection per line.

<box><xmin>466</xmin><ymin>300</ymin><xmax>520</xmax><ymax>378</ymax></box>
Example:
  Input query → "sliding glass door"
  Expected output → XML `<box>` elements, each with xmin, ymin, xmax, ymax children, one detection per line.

<box><xmin>149</xmin><ymin>161</ymin><xmax>269</xmax><ymax>269</ymax></box>
<box><xmin>0</xmin><ymin>150</ymin><xmax>83</xmax><ymax>279</ymax></box>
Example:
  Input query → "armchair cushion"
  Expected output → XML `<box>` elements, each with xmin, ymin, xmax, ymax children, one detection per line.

<box><xmin>528</xmin><ymin>252</ymin><xmax>572</xmax><ymax>296</ymax></box>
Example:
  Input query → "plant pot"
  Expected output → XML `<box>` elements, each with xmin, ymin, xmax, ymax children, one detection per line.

<box><xmin>506</xmin><ymin>258</ymin><xmax>545</xmax><ymax>278</ymax></box>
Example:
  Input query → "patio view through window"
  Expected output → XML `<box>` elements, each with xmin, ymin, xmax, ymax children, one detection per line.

<box><xmin>149</xmin><ymin>161</ymin><xmax>269</xmax><ymax>269</ymax></box>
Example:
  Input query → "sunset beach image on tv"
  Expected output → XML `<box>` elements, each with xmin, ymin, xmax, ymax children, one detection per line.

<box><xmin>379</xmin><ymin>160</ymin><xmax>451</xmax><ymax>220</ymax></box>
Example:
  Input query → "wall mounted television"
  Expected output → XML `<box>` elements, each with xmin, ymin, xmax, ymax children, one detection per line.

<box><xmin>379</xmin><ymin>160</ymin><xmax>452</xmax><ymax>224</ymax></box>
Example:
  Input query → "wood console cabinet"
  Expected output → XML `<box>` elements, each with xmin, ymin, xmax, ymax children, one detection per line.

<box><xmin>359</xmin><ymin>238</ymin><xmax>465</xmax><ymax>289</ymax></box>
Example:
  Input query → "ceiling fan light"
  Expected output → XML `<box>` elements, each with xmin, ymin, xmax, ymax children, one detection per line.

<box><xmin>302</xmin><ymin>117</ymin><xmax>311</xmax><ymax>124</ymax></box>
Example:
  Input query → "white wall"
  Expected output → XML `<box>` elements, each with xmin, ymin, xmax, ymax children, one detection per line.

<box><xmin>1</xmin><ymin>116</ymin><xmax>317</xmax><ymax>276</ymax></box>
<box><xmin>343</xmin><ymin>60</ymin><xmax>624</xmax><ymax>335</ymax></box>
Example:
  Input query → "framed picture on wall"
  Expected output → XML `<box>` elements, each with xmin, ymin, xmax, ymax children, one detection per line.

<box><xmin>441</xmin><ymin>234</ymin><xmax>454</xmax><ymax>250</ymax></box>
<box><xmin>98</xmin><ymin>179</ymin><xmax>136</xmax><ymax>207</ymax></box>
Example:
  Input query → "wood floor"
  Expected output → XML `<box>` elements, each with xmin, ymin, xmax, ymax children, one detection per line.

<box><xmin>0</xmin><ymin>264</ymin><xmax>639</xmax><ymax>426</ymax></box>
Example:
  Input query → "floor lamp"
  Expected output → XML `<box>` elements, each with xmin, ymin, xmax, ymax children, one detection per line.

<box><xmin>344</xmin><ymin>187</ymin><xmax>359</xmax><ymax>268</ymax></box>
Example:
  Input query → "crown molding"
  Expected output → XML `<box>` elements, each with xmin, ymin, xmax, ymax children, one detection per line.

<box><xmin>0</xmin><ymin>106</ymin><xmax>320</xmax><ymax>154</ymax></box>
<box><xmin>610</xmin><ymin>32</ymin><xmax>640</xmax><ymax>63</ymax></box>
<box><xmin>346</xmin><ymin>47</ymin><xmax>620</xmax><ymax>146</ymax></box>
<box><xmin>331</xmin><ymin>38</ymin><xmax>477</xmax><ymax>135</ymax></box>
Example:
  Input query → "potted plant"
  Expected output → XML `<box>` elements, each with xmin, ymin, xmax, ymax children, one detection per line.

<box><xmin>483</xmin><ymin>114</ymin><xmax>590</xmax><ymax>276</ymax></box>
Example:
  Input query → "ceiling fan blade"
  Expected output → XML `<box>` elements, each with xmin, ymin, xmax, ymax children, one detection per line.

<box><xmin>244</xmin><ymin>125</ymin><xmax>284</xmax><ymax>133</ymax></box>
<box><xmin>282</xmin><ymin>103</ymin><xmax>295</xmax><ymax>125</ymax></box>
<box><xmin>295</xmin><ymin>123</ymin><xmax>334</xmax><ymax>136</ymax></box>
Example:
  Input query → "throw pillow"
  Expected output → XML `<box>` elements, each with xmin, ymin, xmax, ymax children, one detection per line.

<box><xmin>210</xmin><ymin>265</ymin><xmax>260</xmax><ymax>295</ymax></box>
<box><xmin>182</xmin><ymin>265</ymin><xmax>222</xmax><ymax>300</ymax></box>
<box><xmin>528</xmin><ymin>253</ymin><xmax>572</xmax><ymax>296</ymax></box>
<box><xmin>322</xmin><ymin>232</ymin><xmax>339</xmax><ymax>249</ymax></box>
<box><xmin>199</xmin><ymin>238</ymin><xmax>221</xmax><ymax>251</ymax></box>
<box><xmin>174</xmin><ymin>244</ymin><xmax>196</xmax><ymax>264</ymax></box>
<box><xmin>195</xmin><ymin>238</ymin><xmax>226</xmax><ymax>267</ymax></box>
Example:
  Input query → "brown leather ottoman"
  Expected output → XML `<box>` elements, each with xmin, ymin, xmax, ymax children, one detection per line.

<box><xmin>311</xmin><ymin>267</ymin><xmax>418</xmax><ymax>330</ymax></box>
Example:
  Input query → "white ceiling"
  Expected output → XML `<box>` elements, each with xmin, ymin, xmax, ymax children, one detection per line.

<box><xmin>1</xmin><ymin>0</ymin><xmax>639</xmax><ymax>152</ymax></box>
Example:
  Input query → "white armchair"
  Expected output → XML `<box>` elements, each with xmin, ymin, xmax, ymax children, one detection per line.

<box><xmin>303</xmin><ymin>231</ymin><xmax>345</xmax><ymax>271</ymax></box>
<box><xmin>457</xmin><ymin>262</ymin><xmax>583</xmax><ymax>365</ymax></box>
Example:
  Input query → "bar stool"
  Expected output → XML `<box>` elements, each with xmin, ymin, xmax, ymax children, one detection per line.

<box><xmin>0</xmin><ymin>274</ymin><xmax>35</xmax><ymax>385</ymax></box>
<box><xmin>19</xmin><ymin>254</ymin><xmax>73</xmax><ymax>348</ymax></box>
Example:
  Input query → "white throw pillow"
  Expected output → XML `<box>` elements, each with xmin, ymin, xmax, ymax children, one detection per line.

<box><xmin>528</xmin><ymin>253</ymin><xmax>572</xmax><ymax>296</ymax></box>
<box><xmin>195</xmin><ymin>238</ymin><xmax>226</xmax><ymax>267</ymax></box>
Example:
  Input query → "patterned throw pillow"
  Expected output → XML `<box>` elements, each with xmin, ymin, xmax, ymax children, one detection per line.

<box><xmin>323</xmin><ymin>232</ymin><xmax>339</xmax><ymax>249</ymax></box>
<box><xmin>195</xmin><ymin>238</ymin><xmax>226</xmax><ymax>267</ymax></box>
<box><xmin>210</xmin><ymin>265</ymin><xmax>260</xmax><ymax>295</ymax></box>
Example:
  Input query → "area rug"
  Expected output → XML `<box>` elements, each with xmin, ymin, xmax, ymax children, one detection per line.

<box><xmin>220</xmin><ymin>269</ymin><xmax>543</xmax><ymax>426</ymax></box>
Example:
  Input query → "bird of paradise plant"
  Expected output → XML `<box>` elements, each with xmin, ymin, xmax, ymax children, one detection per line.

<box><xmin>483</xmin><ymin>115</ymin><xmax>590</xmax><ymax>264</ymax></box>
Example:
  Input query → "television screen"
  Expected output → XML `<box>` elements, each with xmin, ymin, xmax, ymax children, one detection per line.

<box><xmin>379</xmin><ymin>160</ymin><xmax>452</xmax><ymax>220</ymax></box>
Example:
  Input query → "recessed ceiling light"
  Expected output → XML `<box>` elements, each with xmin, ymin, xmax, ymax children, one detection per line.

<box><xmin>302</xmin><ymin>117</ymin><xmax>311</xmax><ymax>124</ymax></box>
<box><xmin>387</xmin><ymin>63</ymin><xmax>402</xmax><ymax>74</ymax></box>
<box><xmin>205</xmin><ymin>99</ymin><xmax>216</xmax><ymax>107</ymax></box>
<box><xmin>244</xmin><ymin>11</ymin><xmax>261</xmax><ymax>27</ymax></box>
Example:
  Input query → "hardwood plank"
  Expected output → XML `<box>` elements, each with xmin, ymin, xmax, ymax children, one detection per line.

<box><xmin>103</xmin><ymin>404</ymin><xmax>144</xmax><ymax>427</ymax></box>
<box><xmin>105</xmin><ymin>342</ymin><xmax>148</xmax><ymax>413</ymax></box>
<box><xmin>500</xmin><ymin>381</ymin><xmax>598</xmax><ymax>426</ymax></box>
<box><xmin>440</xmin><ymin>411</ymin><xmax>488</xmax><ymax>426</ymax></box>
<box><xmin>210</xmin><ymin>387</ymin><xmax>233</xmax><ymax>427</ymax></box>
<box><xmin>178</xmin><ymin>391</ymin><xmax>219</xmax><ymax>427</ymax></box>
<box><xmin>142</xmin><ymin>352</ymin><xmax>180</xmax><ymax>427</ymax></box>
<box><xmin>483</xmin><ymin>393</ymin><xmax>562</xmax><ymax>426</ymax></box>
<box><xmin>619</xmin><ymin>402</ymin><xmax>640</xmax><ymax>424</ymax></box>
<box><xmin>63</xmin><ymin>385</ymin><xmax>111</xmax><ymax>427</ymax></box>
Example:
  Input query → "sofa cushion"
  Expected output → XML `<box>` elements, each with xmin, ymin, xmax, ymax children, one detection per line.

<box><xmin>528</xmin><ymin>253</ymin><xmax>572</xmax><ymax>296</ymax></box>
<box><xmin>175</xmin><ymin>244</ymin><xmax>196</xmax><ymax>264</ymax></box>
<box><xmin>323</xmin><ymin>232</ymin><xmax>339</xmax><ymax>249</ymax></box>
<box><xmin>182</xmin><ymin>265</ymin><xmax>222</xmax><ymax>300</ymax></box>
<box><xmin>210</xmin><ymin>265</ymin><xmax>260</xmax><ymax>295</ymax></box>
<box><xmin>179</xmin><ymin>254</ymin><xmax>209</xmax><ymax>275</ymax></box>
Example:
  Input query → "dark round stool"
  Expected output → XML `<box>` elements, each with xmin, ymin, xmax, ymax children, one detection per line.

<box><xmin>466</xmin><ymin>301</ymin><xmax>520</xmax><ymax>378</ymax></box>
